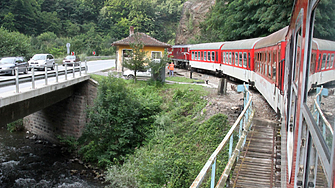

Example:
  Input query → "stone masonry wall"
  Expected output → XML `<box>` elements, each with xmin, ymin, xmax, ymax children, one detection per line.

<box><xmin>24</xmin><ymin>79</ymin><xmax>98</xmax><ymax>143</ymax></box>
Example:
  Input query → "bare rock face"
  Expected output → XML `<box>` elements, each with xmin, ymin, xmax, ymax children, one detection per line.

<box><xmin>175</xmin><ymin>0</ymin><xmax>215</xmax><ymax>44</ymax></box>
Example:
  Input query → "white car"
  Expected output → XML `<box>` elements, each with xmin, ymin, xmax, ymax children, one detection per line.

<box><xmin>28</xmin><ymin>54</ymin><xmax>55</xmax><ymax>70</ymax></box>
<box><xmin>123</xmin><ymin>69</ymin><xmax>151</xmax><ymax>79</ymax></box>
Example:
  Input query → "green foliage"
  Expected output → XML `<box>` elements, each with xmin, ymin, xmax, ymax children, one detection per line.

<box><xmin>123</xmin><ymin>34</ymin><xmax>150</xmax><ymax>82</ymax></box>
<box><xmin>198</xmin><ymin>0</ymin><xmax>293</xmax><ymax>42</ymax></box>
<box><xmin>314</xmin><ymin>0</ymin><xmax>335</xmax><ymax>40</ymax></box>
<box><xmin>106</xmin><ymin>99</ymin><xmax>231</xmax><ymax>188</ymax></box>
<box><xmin>57</xmin><ymin>135</ymin><xmax>79</xmax><ymax>153</ymax></box>
<box><xmin>7</xmin><ymin>119</ymin><xmax>24</xmax><ymax>133</ymax></box>
<box><xmin>149</xmin><ymin>51</ymin><xmax>171</xmax><ymax>82</ymax></box>
<box><xmin>0</xmin><ymin>27</ymin><xmax>32</xmax><ymax>58</ymax></box>
<box><xmin>78</xmin><ymin>76</ymin><xmax>162</xmax><ymax>167</ymax></box>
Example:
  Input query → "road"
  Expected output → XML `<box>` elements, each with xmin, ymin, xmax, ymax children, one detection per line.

<box><xmin>0</xmin><ymin>59</ymin><xmax>115</xmax><ymax>94</ymax></box>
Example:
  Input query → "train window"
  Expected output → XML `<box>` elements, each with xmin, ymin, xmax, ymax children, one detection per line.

<box><xmin>310</xmin><ymin>53</ymin><xmax>316</xmax><ymax>75</ymax></box>
<box><xmin>273</xmin><ymin>51</ymin><xmax>276</xmax><ymax>81</ymax></box>
<box><xmin>265</xmin><ymin>61</ymin><xmax>267</xmax><ymax>76</ymax></box>
<box><xmin>331</xmin><ymin>54</ymin><xmax>334</xmax><ymax>68</ymax></box>
<box><xmin>239</xmin><ymin>52</ymin><xmax>243</xmax><ymax>67</ymax></box>
<box><xmin>211</xmin><ymin>51</ymin><xmax>215</xmax><ymax>61</ymax></box>
<box><xmin>317</xmin><ymin>54</ymin><xmax>321</xmax><ymax>71</ymax></box>
<box><xmin>194</xmin><ymin>51</ymin><xmax>197</xmax><ymax>60</ymax></box>
<box><xmin>326</xmin><ymin>53</ymin><xmax>330</xmax><ymax>69</ymax></box>
<box><xmin>223</xmin><ymin>52</ymin><xmax>225</xmax><ymax>63</ymax></box>
<box><xmin>235</xmin><ymin>52</ymin><xmax>238</xmax><ymax>66</ymax></box>
<box><xmin>192</xmin><ymin>51</ymin><xmax>194</xmax><ymax>60</ymax></box>
<box><xmin>201</xmin><ymin>51</ymin><xmax>203</xmax><ymax>60</ymax></box>
<box><xmin>204</xmin><ymin>51</ymin><xmax>207</xmax><ymax>61</ymax></box>
<box><xmin>216</xmin><ymin>52</ymin><xmax>218</xmax><ymax>62</ymax></box>
<box><xmin>243</xmin><ymin>52</ymin><xmax>247</xmax><ymax>68</ymax></box>
<box><xmin>208</xmin><ymin>51</ymin><xmax>211</xmax><ymax>61</ymax></box>
<box><xmin>268</xmin><ymin>65</ymin><xmax>271</xmax><ymax>78</ymax></box>
<box><xmin>321</xmin><ymin>53</ymin><xmax>326</xmax><ymax>70</ymax></box>
<box><xmin>264</xmin><ymin>52</ymin><xmax>268</xmax><ymax>63</ymax></box>
<box><xmin>248</xmin><ymin>53</ymin><xmax>250</xmax><ymax>68</ymax></box>
<box><xmin>198</xmin><ymin>51</ymin><xmax>200</xmax><ymax>60</ymax></box>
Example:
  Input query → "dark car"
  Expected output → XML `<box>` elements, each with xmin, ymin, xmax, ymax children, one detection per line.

<box><xmin>62</xmin><ymin>55</ymin><xmax>81</xmax><ymax>66</ymax></box>
<box><xmin>0</xmin><ymin>57</ymin><xmax>29</xmax><ymax>75</ymax></box>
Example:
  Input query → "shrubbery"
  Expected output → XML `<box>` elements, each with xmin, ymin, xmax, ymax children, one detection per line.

<box><xmin>101</xmin><ymin>80</ymin><xmax>231</xmax><ymax>187</ymax></box>
<box><xmin>78</xmin><ymin>76</ymin><xmax>162</xmax><ymax>167</ymax></box>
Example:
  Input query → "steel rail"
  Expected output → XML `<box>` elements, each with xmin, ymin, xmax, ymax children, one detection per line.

<box><xmin>0</xmin><ymin>66</ymin><xmax>86</xmax><ymax>88</ymax></box>
<box><xmin>313</xmin><ymin>86</ymin><xmax>333</xmax><ymax>134</ymax></box>
<box><xmin>190</xmin><ymin>83</ymin><xmax>254</xmax><ymax>188</ymax></box>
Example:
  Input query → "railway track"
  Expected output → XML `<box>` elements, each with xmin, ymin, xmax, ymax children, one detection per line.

<box><xmin>229</xmin><ymin>118</ymin><xmax>281</xmax><ymax>188</ymax></box>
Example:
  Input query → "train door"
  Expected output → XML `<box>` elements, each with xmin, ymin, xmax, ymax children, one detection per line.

<box><xmin>285</xmin><ymin>0</ymin><xmax>335</xmax><ymax>187</ymax></box>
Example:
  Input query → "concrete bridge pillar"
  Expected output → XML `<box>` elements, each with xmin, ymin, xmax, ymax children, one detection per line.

<box><xmin>23</xmin><ymin>79</ymin><xmax>98</xmax><ymax>143</ymax></box>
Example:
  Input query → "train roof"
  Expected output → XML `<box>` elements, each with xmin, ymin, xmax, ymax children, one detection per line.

<box><xmin>171</xmin><ymin>44</ymin><xmax>194</xmax><ymax>48</ymax></box>
<box><xmin>254</xmin><ymin>26</ymin><xmax>288</xmax><ymax>49</ymax></box>
<box><xmin>190</xmin><ymin>42</ymin><xmax>226</xmax><ymax>50</ymax></box>
<box><xmin>312</xmin><ymin>38</ymin><xmax>335</xmax><ymax>51</ymax></box>
<box><xmin>221</xmin><ymin>38</ymin><xmax>263</xmax><ymax>50</ymax></box>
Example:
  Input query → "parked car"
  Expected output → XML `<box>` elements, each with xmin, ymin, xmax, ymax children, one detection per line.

<box><xmin>0</xmin><ymin>57</ymin><xmax>29</xmax><ymax>75</ymax></box>
<box><xmin>62</xmin><ymin>55</ymin><xmax>81</xmax><ymax>66</ymax></box>
<box><xmin>123</xmin><ymin>69</ymin><xmax>151</xmax><ymax>79</ymax></box>
<box><xmin>28</xmin><ymin>54</ymin><xmax>55</xmax><ymax>70</ymax></box>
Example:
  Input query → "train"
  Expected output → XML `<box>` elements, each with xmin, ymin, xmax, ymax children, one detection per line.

<box><xmin>168</xmin><ymin>28</ymin><xmax>335</xmax><ymax>115</ymax></box>
<box><xmin>169</xmin><ymin>0</ymin><xmax>335</xmax><ymax>187</ymax></box>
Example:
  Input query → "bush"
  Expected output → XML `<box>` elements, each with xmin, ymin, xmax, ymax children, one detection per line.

<box><xmin>105</xmin><ymin>85</ymin><xmax>230</xmax><ymax>188</ymax></box>
<box><xmin>7</xmin><ymin>119</ymin><xmax>24</xmax><ymax>132</ymax></box>
<box><xmin>78</xmin><ymin>76</ymin><xmax>162</xmax><ymax>167</ymax></box>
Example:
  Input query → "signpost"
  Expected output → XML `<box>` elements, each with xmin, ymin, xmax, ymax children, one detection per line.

<box><xmin>66</xmin><ymin>43</ymin><xmax>70</xmax><ymax>55</ymax></box>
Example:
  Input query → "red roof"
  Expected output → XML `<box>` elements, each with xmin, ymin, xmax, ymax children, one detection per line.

<box><xmin>112</xmin><ymin>33</ymin><xmax>171</xmax><ymax>48</ymax></box>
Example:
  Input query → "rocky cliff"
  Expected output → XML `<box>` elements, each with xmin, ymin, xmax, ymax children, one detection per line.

<box><xmin>175</xmin><ymin>0</ymin><xmax>215</xmax><ymax>44</ymax></box>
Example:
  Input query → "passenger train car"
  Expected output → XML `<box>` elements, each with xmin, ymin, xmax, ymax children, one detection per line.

<box><xmin>171</xmin><ymin>0</ymin><xmax>335</xmax><ymax>186</ymax></box>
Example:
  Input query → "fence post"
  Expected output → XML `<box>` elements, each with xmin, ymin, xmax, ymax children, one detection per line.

<box><xmin>56</xmin><ymin>64</ymin><xmax>59</xmax><ymax>83</ymax></box>
<box><xmin>79</xmin><ymin>62</ymin><xmax>82</xmax><ymax>77</ymax></box>
<box><xmin>65</xmin><ymin>64</ymin><xmax>68</xmax><ymax>80</ymax></box>
<box><xmin>15</xmin><ymin>67</ymin><xmax>19</xmax><ymax>93</ymax></box>
<box><xmin>85</xmin><ymin>60</ymin><xmax>87</xmax><ymax>74</ymax></box>
<box><xmin>73</xmin><ymin>63</ymin><xmax>75</xmax><ymax>78</ymax></box>
<box><xmin>45</xmin><ymin>66</ymin><xmax>48</xmax><ymax>85</ymax></box>
<box><xmin>211</xmin><ymin>159</ymin><xmax>216</xmax><ymax>188</ymax></box>
<box><xmin>32</xmin><ymin>68</ymin><xmax>35</xmax><ymax>89</ymax></box>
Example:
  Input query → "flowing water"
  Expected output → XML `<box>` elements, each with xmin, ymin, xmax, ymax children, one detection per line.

<box><xmin>0</xmin><ymin>128</ymin><xmax>104</xmax><ymax>188</ymax></box>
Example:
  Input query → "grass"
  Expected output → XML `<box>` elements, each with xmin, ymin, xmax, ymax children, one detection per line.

<box><xmin>166</xmin><ymin>76</ymin><xmax>205</xmax><ymax>83</ymax></box>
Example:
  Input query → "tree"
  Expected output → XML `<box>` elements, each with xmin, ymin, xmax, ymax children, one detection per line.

<box><xmin>0</xmin><ymin>27</ymin><xmax>32</xmax><ymax>58</ymax></box>
<box><xmin>122</xmin><ymin>33</ymin><xmax>150</xmax><ymax>83</ymax></box>
<box><xmin>199</xmin><ymin>0</ymin><xmax>293</xmax><ymax>42</ymax></box>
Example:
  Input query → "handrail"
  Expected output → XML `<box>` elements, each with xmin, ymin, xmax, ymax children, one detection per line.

<box><xmin>313</xmin><ymin>86</ymin><xmax>333</xmax><ymax>134</ymax></box>
<box><xmin>0</xmin><ymin>61</ymin><xmax>88</xmax><ymax>88</ymax></box>
<box><xmin>190</xmin><ymin>83</ymin><xmax>254</xmax><ymax>188</ymax></box>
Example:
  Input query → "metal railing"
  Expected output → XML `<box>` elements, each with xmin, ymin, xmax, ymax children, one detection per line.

<box><xmin>312</xmin><ymin>86</ymin><xmax>333</xmax><ymax>148</ymax></box>
<box><xmin>190</xmin><ymin>83</ymin><xmax>254</xmax><ymax>188</ymax></box>
<box><xmin>1</xmin><ymin>61</ymin><xmax>88</xmax><ymax>93</ymax></box>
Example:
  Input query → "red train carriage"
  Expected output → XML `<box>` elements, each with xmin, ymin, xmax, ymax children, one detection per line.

<box><xmin>309</xmin><ymin>38</ymin><xmax>335</xmax><ymax>90</ymax></box>
<box><xmin>219</xmin><ymin>37</ymin><xmax>263</xmax><ymax>83</ymax></box>
<box><xmin>167</xmin><ymin>44</ymin><xmax>193</xmax><ymax>68</ymax></box>
<box><xmin>283</xmin><ymin>0</ymin><xmax>335</xmax><ymax>187</ymax></box>
<box><xmin>253</xmin><ymin>27</ymin><xmax>288</xmax><ymax>113</ymax></box>
<box><xmin>189</xmin><ymin>42</ymin><xmax>226</xmax><ymax>73</ymax></box>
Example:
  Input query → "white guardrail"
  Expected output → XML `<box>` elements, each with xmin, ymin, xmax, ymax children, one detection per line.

<box><xmin>0</xmin><ymin>61</ymin><xmax>88</xmax><ymax>93</ymax></box>
<box><xmin>190</xmin><ymin>83</ymin><xmax>255</xmax><ymax>188</ymax></box>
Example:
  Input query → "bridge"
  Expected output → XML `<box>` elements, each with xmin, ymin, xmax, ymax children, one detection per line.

<box><xmin>0</xmin><ymin>65</ymin><xmax>98</xmax><ymax>142</ymax></box>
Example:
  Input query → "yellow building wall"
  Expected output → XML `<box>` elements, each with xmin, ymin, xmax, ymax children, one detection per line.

<box><xmin>116</xmin><ymin>45</ymin><xmax>166</xmax><ymax>72</ymax></box>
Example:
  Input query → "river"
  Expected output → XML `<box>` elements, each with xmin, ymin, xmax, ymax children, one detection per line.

<box><xmin>0</xmin><ymin>127</ymin><xmax>105</xmax><ymax>188</ymax></box>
